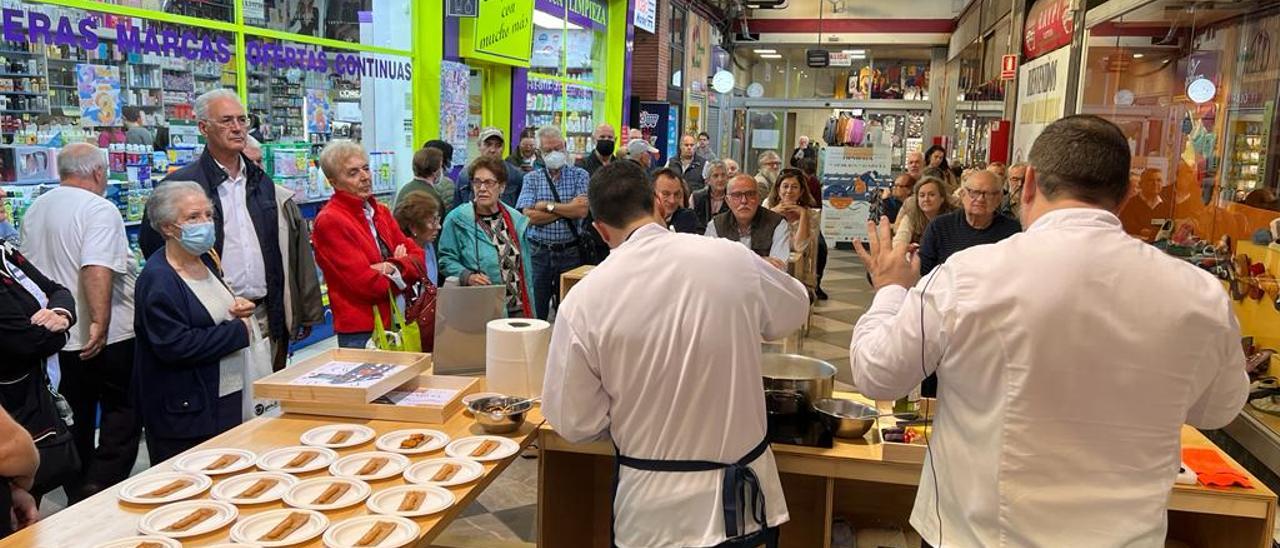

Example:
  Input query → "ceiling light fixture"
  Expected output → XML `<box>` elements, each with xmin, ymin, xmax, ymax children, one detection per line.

<box><xmin>1133</xmin><ymin>53</ymin><xmax>1145</xmax><ymax>58</ymax></box>
<box><xmin>754</xmin><ymin>49</ymin><xmax>777</xmax><ymax>54</ymax></box>
<box><xmin>760</xmin><ymin>54</ymin><xmax>783</xmax><ymax>59</ymax></box>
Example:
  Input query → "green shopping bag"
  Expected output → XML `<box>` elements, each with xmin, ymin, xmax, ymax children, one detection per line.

<box><xmin>372</xmin><ymin>290</ymin><xmax>422</xmax><ymax>352</ymax></box>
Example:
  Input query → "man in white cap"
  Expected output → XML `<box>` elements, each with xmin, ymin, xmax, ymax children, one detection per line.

<box><xmin>626</xmin><ymin>138</ymin><xmax>659</xmax><ymax>172</ymax></box>
<box><xmin>457</xmin><ymin>126</ymin><xmax>524</xmax><ymax>207</ymax></box>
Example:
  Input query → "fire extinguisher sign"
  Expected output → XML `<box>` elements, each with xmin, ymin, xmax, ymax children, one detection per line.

<box><xmin>1001</xmin><ymin>54</ymin><xmax>1018</xmax><ymax>81</ymax></box>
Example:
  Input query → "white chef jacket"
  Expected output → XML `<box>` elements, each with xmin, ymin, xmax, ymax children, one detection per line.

<box><xmin>849</xmin><ymin>208</ymin><xmax>1249</xmax><ymax>548</ymax></box>
<box><xmin>543</xmin><ymin>223</ymin><xmax>809</xmax><ymax>548</ymax></box>
<box><xmin>215</xmin><ymin>157</ymin><xmax>268</xmax><ymax>300</ymax></box>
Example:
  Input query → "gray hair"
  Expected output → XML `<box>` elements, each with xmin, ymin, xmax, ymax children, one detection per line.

<box><xmin>535</xmin><ymin>125</ymin><xmax>563</xmax><ymax>147</ymax></box>
<box><xmin>147</xmin><ymin>180</ymin><xmax>209</xmax><ymax>233</ymax></box>
<box><xmin>318</xmin><ymin>139</ymin><xmax>367</xmax><ymax>180</ymax></box>
<box><xmin>194</xmin><ymin>88</ymin><xmax>242</xmax><ymax>121</ymax></box>
<box><xmin>57</xmin><ymin>142</ymin><xmax>106</xmax><ymax>179</ymax></box>
<box><xmin>906</xmin><ymin>150</ymin><xmax>925</xmax><ymax>162</ymax></box>
<box><xmin>757</xmin><ymin>150</ymin><xmax>780</xmax><ymax>162</ymax></box>
<box><xmin>706</xmin><ymin>159</ymin><xmax>727</xmax><ymax>175</ymax></box>
<box><xmin>963</xmin><ymin>168</ymin><xmax>1001</xmax><ymax>189</ymax></box>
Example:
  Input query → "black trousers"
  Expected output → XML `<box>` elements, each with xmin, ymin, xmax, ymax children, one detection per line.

<box><xmin>145</xmin><ymin>391</ymin><xmax>243</xmax><ymax>465</ymax></box>
<box><xmin>816</xmin><ymin>232</ymin><xmax>828</xmax><ymax>287</ymax></box>
<box><xmin>714</xmin><ymin>526</ymin><xmax>779</xmax><ymax>548</ymax></box>
<box><xmin>57</xmin><ymin>339</ymin><xmax>141</xmax><ymax>503</ymax></box>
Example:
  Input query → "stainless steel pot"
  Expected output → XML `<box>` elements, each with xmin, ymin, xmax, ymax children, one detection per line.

<box><xmin>761</xmin><ymin>353</ymin><xmax>836</xmax><ymax>405</ymax></box>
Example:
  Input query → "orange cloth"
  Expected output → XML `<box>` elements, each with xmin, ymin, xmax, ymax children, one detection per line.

<box><xmin>1182</xmin><ymin>447</ymin><xmax>1253</xmax><ymax>488</ymax></box>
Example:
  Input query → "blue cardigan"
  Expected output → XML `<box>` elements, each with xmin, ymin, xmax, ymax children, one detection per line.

<box><xmin>133</xmin><ymin>249</ymin><xmax>249</xmax><ymax>440</ymax></box>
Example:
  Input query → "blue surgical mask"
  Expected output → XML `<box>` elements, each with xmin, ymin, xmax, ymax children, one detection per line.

<box><xmin>178</xmin><ymin>221</ymin><xmax>216</xmax><ymax>255</ymax></box>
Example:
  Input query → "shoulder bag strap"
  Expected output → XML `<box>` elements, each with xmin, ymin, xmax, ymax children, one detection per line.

<box><xmin>542</xmin><ymin>168</ymin><xmax>582</xmax><ymax>240</ymax></box>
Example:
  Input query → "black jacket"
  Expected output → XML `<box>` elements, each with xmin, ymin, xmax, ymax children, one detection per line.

<box><xmin>790</xmin><ymin>145</ymin><xmax>818</xmax><ymax>168</ymax></box>
<box><xmin>0</xmin><ymin>240</ymin><xmax>76</xmax><ymax>441</ymax></box>
<box><xmin>132</xmin><ymin>250</ymin><xmax>249</xmax><ymax>440</ymax></box>
<box><xmin>691</xmin><ymin>188</ymin><xmax>725</xmax><ymax>234</ymax></box>
<box><xmin>667</xmin><ymin>208</ymin><xmax>701</xmax><ymax>234</ymax></box>
<box><xmin>576</xmin><ymin>152</ymin><xmax>612</xmax><ymax>178</ymax></box>
<box><xmin>666</xmin><ymin>157</ymin><xmax>707</xmax><ymax>193</ymax></box>
<box><xmin>140</xmin><ymin>151</ymin><xmax>286</xmax><ymax>340</ymax></box>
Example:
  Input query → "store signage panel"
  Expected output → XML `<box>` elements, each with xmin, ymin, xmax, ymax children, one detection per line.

<box><xmin>244</xmin><ymin>41</ymin><xmax>412</xmax><ymax>81</ymax></box>
<box><xmin>634</xmin><ymin>0</ymin><xmax>656</xmax><ymax>33</ymax></box>
<box><xmin>0</xmin><ymin>8</ymin><xmax>232</xmax><ymax>63</ymax></box>
<box><xmin>634</xmin><ymin>101</ymin><xmax>672</xmax><ymax>166</ymax></box>
<box><xmin>448</xmin><ymin>0</ymin><xmax>480</xmax><ymax>18</ymax></box>
<box><xmin>1011</xmin><ymin>46</ymin><xmax>1070</xmax><ymax>163</ymax></box>
<box><xmin>1023</xmin><ymin>0</ymin><xmax>1073</xmax><ymax>61</ymax></box>
<box><xmin>539</xmin><ymin>0</ymin><xmax>608</xmax><ymax>26</ymax></box>
<box><xmin>461</xmin><ymin>0</ymin><xmax>535</xmax><ymax>67</ymax></box>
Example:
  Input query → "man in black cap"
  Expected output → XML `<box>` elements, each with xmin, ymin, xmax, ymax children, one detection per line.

<box><xmin>455</xmin><ymin>127</ymin><xmax>524</xmax><ymax>207</ymax></box>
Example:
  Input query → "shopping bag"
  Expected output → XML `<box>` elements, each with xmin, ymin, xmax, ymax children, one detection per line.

<box><xmin>240</xmin><ymin>312</ymin><xmax>277</xmax><ymax>421</ymax></box>
<box><xmin>372</xmin><ymin>290</ymin><xmax>422</xmax><ymax>352</ymax></box>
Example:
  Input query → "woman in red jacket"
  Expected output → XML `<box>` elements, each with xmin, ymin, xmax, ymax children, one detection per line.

<box><xmin>312</xmin><ymin>140</ymin><xmax>424</xmax><ymax>348</ymax></box>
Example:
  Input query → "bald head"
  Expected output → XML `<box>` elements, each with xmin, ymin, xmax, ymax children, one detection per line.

<box><xmin>58</xmin><ymin>142</ymin><xmax>108</xmax><ymax>195</ymax></box>
<box><xmin>593</xmin><ymin>123</ymin><xmax>615</xmax><ymax>141</ymax></box>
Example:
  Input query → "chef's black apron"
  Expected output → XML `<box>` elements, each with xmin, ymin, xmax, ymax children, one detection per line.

<box><xmin>611</xmin><ymin>437</ymin><xmax>780</xmax><ymax>548</ymax></box>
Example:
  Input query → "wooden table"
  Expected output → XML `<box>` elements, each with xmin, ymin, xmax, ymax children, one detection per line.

<box><xmin>2</xmin><ymin>410</ymin><xmax>543</xmax><ymax>547</ymax></box>
<box><xmin>538</xmin><ymin>398</ymin><xmax>1277</xmax><ymax>547</ymax></box>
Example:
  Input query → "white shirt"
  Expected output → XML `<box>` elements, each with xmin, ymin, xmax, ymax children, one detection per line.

<box><xmin>849</xmin><ymin>208</ymin><xmax>1249</xmax><ymax>548</ymax></box>
<box><xmin>543</xmin><ymin>224</ymin><xmax>809</xmax><ymax>548</ymax></box>
<box><xmin>703</xmin><ymin>216</ymin><xmax>791</xmax><ymax>262</ymax></box>
<box><xmin>20</xmin><ymin>186</ymin><xmax>137</xmax><ymax>351</ymax></box>
<box><xmin>215</xmin><ymin>157</ymin><xmax>268</xmax><ymax>299</ymax></box>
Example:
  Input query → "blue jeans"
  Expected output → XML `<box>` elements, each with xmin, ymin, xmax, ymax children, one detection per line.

<box><xmin>337</xmin><ymin>331</ymin><xmax>372</xmax><ymax>349</ymax></box>
<box><xmin>528</xmin><ymin>242</ymin><xmax>584</xmax><ymax>320</ymax></box>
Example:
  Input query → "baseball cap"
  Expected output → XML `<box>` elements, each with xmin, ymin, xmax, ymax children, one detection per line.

<box><xmin>478</xmin><ymin>127</ymin><xmax>504</xmax><ymax>144</ymax></box>
<box><xmin>626</xmin><ymin>138</ymin><xmax>658</xmax><ymax>157</ymax></box>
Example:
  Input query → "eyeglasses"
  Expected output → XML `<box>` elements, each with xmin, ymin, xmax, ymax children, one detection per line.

<box><xmin>206</xmin><ymin>115</ymin><xmax>249</xmax><ymax>128</ymax></box>
<box><xmin>472</xmin><ymin>178</ymin><xmax>501</xmax><ymax>189</ymax></box>
<box><xmin>1008</xmin><ymin>176</ymin><xmax>1025</xmax><ymax>183</ymax></box>
<box><xmin>762</xmin><ymin>161</ymin><xmax>781</xmax><ymax>168</ymax></box>
<box><xmin>964</xmin><ymin>187</ymin><xmax>1001</xmax><ymax>200</ymax></box>
<box><xmin>727</xmin><ymin>191</ymin><xmax>760</xmax><ymax>201</ymax></box>
<box><xmin>894</xmin><ymin>183</ymin><xmax>913</xmax><ymax>190</ymax></box>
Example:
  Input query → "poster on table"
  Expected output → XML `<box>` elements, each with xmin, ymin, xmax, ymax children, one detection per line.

<box><xmin>440</xmin><ymin>61</ymin><xmax>471</xmax><ymax>168</ymax></box>
<box><xmin>304</xmin><ymin>89</ymin><xmax>331</xmax><ymax>134</ymax></box>
<box><xmin>76</xmin><ymin>64</ymin><xmax>121</xmax><ymax>127</ymax></box>
<box><xmin>1011</xmin><ymin>45</ymin><xmax>1070</xmax><ymax>164</ymax></box>
<box><xmin>820</xmin><ymin>146</ymin><xmax>892</xmax><ymax>242</ymax></box>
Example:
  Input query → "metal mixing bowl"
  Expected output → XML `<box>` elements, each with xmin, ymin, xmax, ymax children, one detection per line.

<box><xmin>813</xmin><ymin>398</ymin><xmax>880</xmax><ymax>439</ymax></box>
<box><xmin>467</xmin><ymin>396</ymin><xmax>533</xmax><ymax>434</ymax></box>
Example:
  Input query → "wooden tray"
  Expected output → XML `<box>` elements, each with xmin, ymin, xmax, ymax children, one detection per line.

<box><xmin>281</xmin><ymin>374</ymin><xmax>479</xmax><ymax>424</ymax></box>
<box><xmin>876</xmin><ymin>398</ymin><xmax>934</xmax><ymax>465</ymax></box>
<box><xmin>254</xmin><ymin>348</ymin><xmax>429</xmax><ymax>405</ymax></box>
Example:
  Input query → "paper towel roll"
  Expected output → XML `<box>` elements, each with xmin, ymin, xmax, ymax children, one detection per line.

<box><xmin>486</xmin><ymin>318</ymin><xmax>551</xmax><ymax>399</ymax></box>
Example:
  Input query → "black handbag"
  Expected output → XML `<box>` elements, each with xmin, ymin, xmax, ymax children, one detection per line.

<box><xmin>543</xmin><ymin>168</ymin><xmax>598</xmax><ymax>266</ymax></box>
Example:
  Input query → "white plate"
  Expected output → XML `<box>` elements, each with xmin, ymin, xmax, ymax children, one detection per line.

<box><xmin>172</xmin><ymin>448</ymin><xmax>256</xmax><ymax>476</ymax></box>
<box><xmin>300</xmin><ymin>424</ymin><xmax>376</xmax><ymax>449</ymax></box>
<box><xmin>366</xmin><ymin>485</ymin><xmax>455</xmax><ymax>517</ymax></box>
<box><xmin>207</xmin><ymin>544</ymin><xmax>259</xmax><ymax>548</ymax></box>
<box><xmin>138</xmin><ymin>500</ymin><xmax>238</xmax><ymax>539</ymax></box>
<box><xmin>117</xmin><ymin>471</ymin><xmax>212</xmax><ymax>504</ymax></box>
<box><xmin>374</xmin><ymin>429</ymin><xmax>449</xmax><ymax>455</ymax></box>
<box><xmin>322</xmin><ymin>515</ymin><xmax>419</xmax><ymax>548</ymax></box>
<box><xmin>211</xmin><ymin>471</ymin><xmax>299</xmax><ymax>505</ymax></box>
<box><xmin>403</xmin><ymin>458</ymin><xmax>484</xmax><ymax>487</ymax></box>
<box><xmin>445</xmin><ymin>436</ymin><xmax>520</xmax><ymax>462</ymax></box>
<box><xmin>230</xmin><ymin>508</ymin><xmax>329</xmax><ymax>547</ymax></box>
<box><xmin>328</xmin><ymin>451</ymin><xmax>409</xmax><ymax>481</ymax></box>
<box><xmin>92</xmin><ymin>536</ymin><xmax>181</xmax><ymax>548</ymax></box>
<box><xmin>257</xmin><ymin>446</ymin><xmax>338</xmax><ymax>474</ymax></box>
<box><xmin>283</xmin><ymin>477</ymin><xmax>371</xmax><ymax>511</ymax></box>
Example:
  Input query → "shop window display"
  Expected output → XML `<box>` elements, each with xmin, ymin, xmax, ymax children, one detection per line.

<box><xmin>243</xmin><ymin>0</ymin><xmax>410</xmax><ymax>51</ymax></box>
<box><xmin>527</xmin><ymin>0</ymin><xmax>609</xmax><ymax>157</ymax></box>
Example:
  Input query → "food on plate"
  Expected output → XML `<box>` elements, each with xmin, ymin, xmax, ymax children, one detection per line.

<box><xmin>430</xmin><ymin>463</ymin><xmax>459</xmax><ymax>482</ymax></box>
<box><xmin>136</xmin><ymin>542</ymin><xmax>165</xmax><ymax>548</ymax></box>
<box><xmin>141</xmin><ymin>478</ymin><xmax>193</xmax><ymax>498</ymax></box>
<box><xmin>399</xmin><ymin>433</ymin><xmax>427</xmax><ymax>449</ymax></box>
<box><xmin>356</xmin><ymin>457</ymin><xmax>388</xmax><ymax>476</ymax></box>
<box><xmin>284</xmin><ymin>451</ymin><xmax>319</xmax><ymax>468</ymax></box>
<box><xmin>162</xmin><ymin>507</ymin><xmax>217</xmax><ymax>532</ymax></box>
<box><xmin>259</xmin><ymin>511</ymin><xmax>309</xmax><ymax>542</ymax></box>
<box><xmin>355</xmin><ymin>520</ymin><xmax>396</xmax><ymax>546</ymax></box>
<box><xmin>311</xmin><ymin>482</ymin><xmax>353</xmax><ymax>505</ymax></box>
<box><xmin>236</xmin><ymin>478</ymin><xmax>279</xmax><ymax>499</ymax></box>
<box><xmin>397</xmin><ymin>491</ymin><xmax>424</xmax><ymax>512</ymax></box>
<box><xmin>203</xmin><ymin>454</ymin><xmax>241</xmax><ymax>471</ymax></box>
<box><xmin>327</xmin><ymin>430</ymin><xmax>353</xmax><ymax>444</ymax></box>
<box><xmin>470</xmin><ymin>440</ymin><xmax>499</xmax><ymax>457</ymax></box>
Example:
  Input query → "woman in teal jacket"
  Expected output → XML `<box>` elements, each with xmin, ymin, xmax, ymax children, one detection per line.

<box><xmin>438</xmin><ymin>157</ymin><xmax>536</xmax><ymax>318</ymax></box>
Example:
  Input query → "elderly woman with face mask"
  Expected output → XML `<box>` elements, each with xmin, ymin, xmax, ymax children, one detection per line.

<box><xmin>312</xmin><ymin>140</ymin><xmax>425</xmax><ymax>350</ymax></box>
<box><xmin>133</xmin><ymin>181</ymin><xmax>257</xmax><ymax>463</ymax></box>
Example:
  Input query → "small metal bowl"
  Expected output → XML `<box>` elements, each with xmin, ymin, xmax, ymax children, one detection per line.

<box><xmin>813</xmin><ymin>398</ymin><xmax>880</xmax><ymax>439</ymax></box>
<box><xmin>467</xmin><ymin>396</ymin><xmax>533</xmax><ymax>434</ymax></box>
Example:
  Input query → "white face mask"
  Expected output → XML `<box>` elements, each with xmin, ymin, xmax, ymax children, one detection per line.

<box><xmin>543</xmin><ymin>150</ymin><xmax>568</xmax><ymax>171</ymax></box>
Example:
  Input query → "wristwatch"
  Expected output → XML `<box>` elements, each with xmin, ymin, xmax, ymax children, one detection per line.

<box><xmin>545</xmin><ymin>203</ymin><xmax>556</xmax><ymax>213</ymax></box>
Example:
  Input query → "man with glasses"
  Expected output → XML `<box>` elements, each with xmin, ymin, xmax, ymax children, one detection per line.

<box><xmin>1000</xmin><ymin>163</ymin><xmax>1027</xmax><ymax>219</ymax></box>
<box><xmin>140</xmin><ymin>89</ymin><xmax>315</xmax><ymax>371</ymax></box>
<box><xmin>877</xmin><ymin>173</ymin><xmax>915</xmax><ymax>224</ymax></box>
<box><xmin>517</xmin><ymin>125</ymin><xmax>591</xmax><ymax>320</ymax></box>
<box><xmin>706</xmin><ymin>174</ymin><xmax>790</xmax><ymax>270</ymax></box>
<box><xmin>754</xmin><ymin>150</ymin><xmax>783</xmax><ymax>196</ymax></box>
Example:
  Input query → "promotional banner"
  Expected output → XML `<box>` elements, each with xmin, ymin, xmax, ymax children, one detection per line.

<box><xmin>76</xmin><ymin>64</ymin><xmax>121</xmax><ymax>127</ymax></box>
<box><xmin>820</xmin><ymin>146</ymin><xmax>892</xmax><ymax>242</ymax></box>
<box><xmin>441</xmin><ymin>61</ymin><xmax>471</xmax><ymax>168</ymax></box>
<box><xmin>304</xmin><ymin>89</ymin><xmax>331</xmax><ymax>134</ymax></box>
<box><xmin>634</xmin><ymin>101</ymin><xmax>671</xmax><ymax>166</ymax></box>
<box><xmin>1011</xmin><ymin>45</ymin><xmax>1070</xmax><ymax>163</ymax></box>
<box><xmin>634</xmin><ymin>0</ymin><xmax>656</xmax><ymax>33</ymax></box>
<box><xmin>460</xmin><ymin>0</ymin><xmax>535</xmax><ymax>66</ymax></box>
<box><xmin>1023</xmin><ymin>0</ymin><xmax>1073</xmax><ymax>60</ymax></box>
